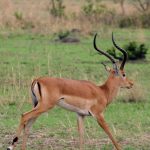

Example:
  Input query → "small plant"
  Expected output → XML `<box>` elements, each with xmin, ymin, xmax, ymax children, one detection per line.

<box><xmin>14</xmin><ymin>11</ymin><xmax>23</xmax><ymax>21</ymax></box>
<box><xmin>56</xmin><ymin>30</ymin><xmax>80</xmax><ymax>43</ymax></box>
<box><xmin>57</xmin><ymin>30</ymin><xmax>70</xmax><ymax>40</ymax></box>
<box><xmin>107</xmin><ymin>41</ymin><xmax>148</xmax><ymax>60</ymax></box>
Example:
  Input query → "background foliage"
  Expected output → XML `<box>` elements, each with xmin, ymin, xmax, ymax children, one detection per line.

<box><xmin>0</xmin><ymin>0</ymin><xmax>149</xmax><ymax>34</ymax></box>
<box><xmin>107</xmin><ymin>41</ymin><xmax>148</xmax><ymax>60</ymax></box>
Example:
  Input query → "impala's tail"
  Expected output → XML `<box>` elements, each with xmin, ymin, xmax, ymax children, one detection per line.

<box><xmin>31</xmin><ymin>80</ymin><xmax>41</xmax><ymax>107</ymax></box>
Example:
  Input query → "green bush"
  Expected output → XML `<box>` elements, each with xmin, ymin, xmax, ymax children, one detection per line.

<box><xmin>107</xmin><ymin>41</ymin><xmax>148</xmax><ymax>60</ymax></box>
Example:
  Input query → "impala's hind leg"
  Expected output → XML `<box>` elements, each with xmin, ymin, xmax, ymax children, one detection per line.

<box><xmin>7</xmin><ymin>104</ymin><xmax>54</xmax><ymax>150</ymax></box>
<box><xmin>21</xmin><ymin>118</ymin><xmax>37</xmax><ymax>150</ymax></box>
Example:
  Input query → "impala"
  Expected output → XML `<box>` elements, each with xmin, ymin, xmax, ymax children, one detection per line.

<box><xmin>7</xmin><ymin>33</ymin><xmax>133</xmax><ymax>150</ymax></box>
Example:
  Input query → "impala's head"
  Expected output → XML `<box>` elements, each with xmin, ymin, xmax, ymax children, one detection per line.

<box><xmin>93</xmin><ymin>33</ymin><xmax>133</xmax><ymax>89</ymax></box>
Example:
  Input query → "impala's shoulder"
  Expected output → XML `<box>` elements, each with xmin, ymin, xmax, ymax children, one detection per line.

<box><xmin>79</xmin><ymin>80</ymin><xmax>99</xmax><ymax>89</ymax></box>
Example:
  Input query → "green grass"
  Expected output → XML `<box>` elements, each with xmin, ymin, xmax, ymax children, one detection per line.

<box><xmin>0</xmin><ymin>28</ymin><xmax>150</xmax><ymax>149</ymax></box>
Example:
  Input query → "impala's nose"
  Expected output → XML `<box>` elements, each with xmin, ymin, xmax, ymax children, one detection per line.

<box><xmin>127</xmin><ymin>81</ymin><xmax>133</xmax><ymax>89</ymax></box>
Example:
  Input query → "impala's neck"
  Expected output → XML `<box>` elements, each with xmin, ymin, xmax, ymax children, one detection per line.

<box><xmin>100</xmin><ymin>75</ymin><xmax>120</xmax><ymax>105</ymax></box>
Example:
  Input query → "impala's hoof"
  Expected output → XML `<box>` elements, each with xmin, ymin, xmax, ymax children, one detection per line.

<box><xmin>7</xmin><ymin>146</ymin><xmax>13</xmax><ymax>150</ymax></box>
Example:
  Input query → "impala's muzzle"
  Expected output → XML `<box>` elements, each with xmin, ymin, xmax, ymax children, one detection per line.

<box><xmin>124</xmin><ymin>80</ymin><xmax>134</xmax><ymax>89</ymax></box>
<box><xmin>127</xmin><ymin>81</ymin><xmax>134</xmax><ymax>89</ymax></box>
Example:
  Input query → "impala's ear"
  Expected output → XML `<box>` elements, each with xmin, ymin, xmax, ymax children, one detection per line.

<box><xmin>101</xmin><ymin>62</ymin><xmax>111</xmax><ymax>72</ymax></box>
<box><xmin>116</xmin><ymin>61</ymin><xmax>121</xmax><ymax>69</ymax></box>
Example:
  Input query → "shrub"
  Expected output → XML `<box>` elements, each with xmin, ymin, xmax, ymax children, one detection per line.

<box><xmin>57</xmin><ymin>30</ymin><xmax>70</xmax><ymax>40</ymax></box>
<box><xmin>107</xmin><ymin>41</ymin><xmax>148</xmax><ymax>60</ymax></box>
<box><xmin>55</xmin><ymin>30</ymin><xmax>80</xmax><ymax>43</ymax></box>
<box><xmin>118</xmin><ymin>16</ymin><xmax>137</xmax><ymax>28</ymax></box>
<box><xmin>50</xmin><ymin>0</ymin><xmax>65</xmax><ymax>18</ymax></box>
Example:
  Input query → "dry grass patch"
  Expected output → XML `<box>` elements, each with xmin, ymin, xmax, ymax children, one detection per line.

<box><xmin>118</xmin><ymin>75</ymin><xmax>146</xmax><ymax>103</ymax></box>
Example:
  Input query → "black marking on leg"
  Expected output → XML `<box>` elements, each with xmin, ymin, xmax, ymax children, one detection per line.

<box><xmin>31</xmin><ymin>81</ymin><xmax>38</xmax><ymax>107</ymax></box>
<box><xmin>34</xmin><ymin>99</ymin><xmax>38</xmax><ymax>107</ymax></box>
<box><xmin>12</xmin><ymin>137</ymin><xmax>18</xmax><ymax>145</ymax></box>
<box><xmin>37</xmin><ymin>82</ymin><xmax>42</xmax><ymax>97</ymax></box>
<box><xmin>88</xmin><ymin>111</ymin><xmax>92</xmax><ymax>116</ymax></box>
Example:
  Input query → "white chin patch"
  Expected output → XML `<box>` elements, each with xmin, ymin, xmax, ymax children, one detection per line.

<box><xmin>7</xmin><ymin>145</ymin><xmax>14</xmax><ymax>150</ymax></box>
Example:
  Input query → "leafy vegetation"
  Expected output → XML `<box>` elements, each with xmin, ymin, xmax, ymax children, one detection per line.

<box><xmin>0</xmin><ymin>0</ymin><xmax>149</xmax><ymax>34</ymax></box>
<box><xmin>107</xmin><ymin>41</ymin><xmax>148</xmax><ymax>60</ymax></box>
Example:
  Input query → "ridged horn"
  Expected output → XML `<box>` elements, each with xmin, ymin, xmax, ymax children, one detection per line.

<box><xmin>93</xmin><ymin>33</ymin><xmax>117</xmax><ymax>64</ymax></box>
<box><xmin>112</xmin><ymin>32</ymin><xmax>128</xmax><ymax>70</ymax></box>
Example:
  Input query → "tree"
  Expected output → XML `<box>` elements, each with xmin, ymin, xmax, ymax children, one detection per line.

<box><xmin>114</xmin><ymin>0</ymin><xmax>126</xmax><ymax>15</ymax></box>
<box><xmin>133</xmin><ymin>0</ymin><xmax>150</xmax><ymax>14</ymax></box>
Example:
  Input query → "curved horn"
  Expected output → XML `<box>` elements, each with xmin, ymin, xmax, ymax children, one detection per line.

<box><xmin>93</xmin><ymin>33</ymin><xmax>116</xmax><ymax>64</ymax></box>
<box><xmin>112</xmin><ymin>32</ymin><xmax>128</xmax><ymax>70</ymax></box>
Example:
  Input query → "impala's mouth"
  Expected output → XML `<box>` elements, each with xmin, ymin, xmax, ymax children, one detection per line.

<box><xmin>121</xmin><ymin>84</ymin><xmax>133</xmax><ymax>89</ymax></box>
<box><xmin>127</xmin><ymin>86</ymin><xmax>132</xmax><ymax>89</ymax></box>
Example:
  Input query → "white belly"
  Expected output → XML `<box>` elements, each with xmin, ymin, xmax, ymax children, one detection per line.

<box><xmin>57</xmin><ymin>99</ymin><xmax>91</xmax><ymax>116</ymax></box>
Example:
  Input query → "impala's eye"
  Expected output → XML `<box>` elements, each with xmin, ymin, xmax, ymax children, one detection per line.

<box><xmin>122</xmin><ymin>73</ymin><xmax>126</xmax><ymax>77</ymax></box>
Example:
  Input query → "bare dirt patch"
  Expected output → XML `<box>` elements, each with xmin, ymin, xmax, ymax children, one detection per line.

<box><xmin>2</xmin><ymin>130</ymin><xmax>150</xmax><ymax>150</ymax></box>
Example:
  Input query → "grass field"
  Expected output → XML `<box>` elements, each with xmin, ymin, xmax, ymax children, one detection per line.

<box><xmin>0</xmin><ymin>28</ymin><xmax>150</xmax><ymax>150</ymax></box>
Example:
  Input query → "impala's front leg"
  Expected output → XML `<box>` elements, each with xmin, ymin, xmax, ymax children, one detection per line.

<box><xmin>96</xmin><ymin>114</ymin><xmax>121</xmax><ymax>150</ymax></box>
<box><xmin>77</xmin><ymin>114</ymin><xmax>85</xmax><ymax>149</ymax></box>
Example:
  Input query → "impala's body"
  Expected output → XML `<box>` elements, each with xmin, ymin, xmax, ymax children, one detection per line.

<box><xmin>32</xmin><ymin>73</ymin><xmax>132</xmax><ymax>116</ymax></box>
<box><xmin>7</xmin><ymin>33</ymin><xmax>133</xmax><ymax>150</ymax></box>
<box><xmin>33</xmin><ymin>77</ymin><xmax>104</xmax><ymax>116</ymax></box>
